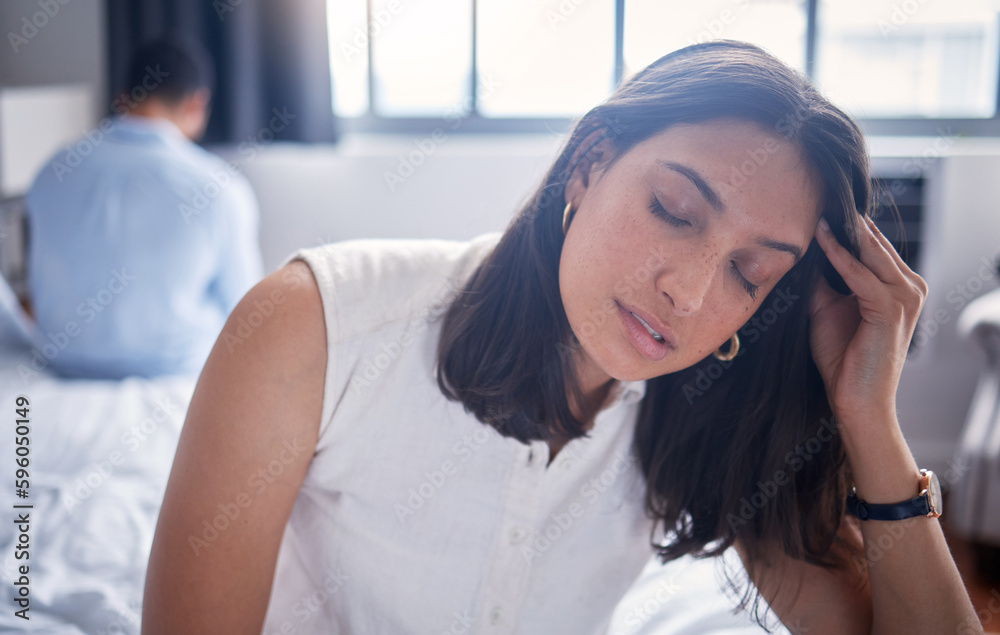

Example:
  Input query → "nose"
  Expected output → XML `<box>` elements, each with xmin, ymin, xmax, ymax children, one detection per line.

<box><xmin>657</xmin><ymin>260</ymin><xmax>715</xmax><ymax>317</ymax></box>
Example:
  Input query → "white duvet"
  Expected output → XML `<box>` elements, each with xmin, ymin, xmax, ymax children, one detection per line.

<box><xmin>0</xmin><ymin>343</ymin><xmax>195</xmax><ymax>634</ymax></box>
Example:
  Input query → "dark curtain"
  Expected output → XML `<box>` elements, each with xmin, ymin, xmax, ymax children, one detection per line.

<box><xmin>106</xmin><ymin>0</ymin><xmax>338</xmax><ymax>144</ymax></box>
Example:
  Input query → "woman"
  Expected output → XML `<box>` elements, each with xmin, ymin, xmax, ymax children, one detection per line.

<box><xmin>143</xmin><ymin>41</ymin><xmax>982</xmax><ymax>634</ymax></box>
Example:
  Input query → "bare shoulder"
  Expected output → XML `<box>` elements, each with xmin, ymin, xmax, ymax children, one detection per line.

<box><xmin>198</xmin><ymin>258</ymin><xmax>327</xmax><ymax>423</ymax></box>
<box><xmin>228</xmin><ymin>259</ymin><xmax>325</xmax><ymax>360</ymax></box>
<box><xmin>143</xmin><ymin>258</ymin><xmax>327</xmax><ymax>634</ymax></box>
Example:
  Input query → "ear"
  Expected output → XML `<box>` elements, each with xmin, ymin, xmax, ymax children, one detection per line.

<box><xmin>564</xmin><ymin>126</ymin><xmax>615</xmax><ymax>207</ymax></box>
<box><xmin>183</xmin><ymin>88</ymin><xmax>211</xmax><ymax>116</ymax></box>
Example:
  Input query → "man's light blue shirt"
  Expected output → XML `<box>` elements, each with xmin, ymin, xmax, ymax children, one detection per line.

<box><xmin>25</xmin><ymin>114</ymin><xmax>264</xmax><ymax>379</ymax></box>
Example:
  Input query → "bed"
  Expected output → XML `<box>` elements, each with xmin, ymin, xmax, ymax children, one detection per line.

<box><xmin>0</xmin><ymin>272</ymin><xmax>781</xmax><ymax>634</ymax></box>
<box><xmin>0</xmin><ymin>272</ymin><xmax>197</xmax><ymax>634</ymax></box>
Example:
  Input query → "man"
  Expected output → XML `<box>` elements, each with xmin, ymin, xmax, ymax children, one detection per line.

<box><xmin>24</xmin><ymin>36</ymin><xmax>264</xmax><ymax>379</ymax></box>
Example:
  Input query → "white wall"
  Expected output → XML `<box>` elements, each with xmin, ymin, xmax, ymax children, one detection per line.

<box><xmin>216</xmin><ymin>133</ymin><xmax>567</xmax><ymax>272</ymax></box>
<box><xmin>0</xmin><ymin>0</ymin><xmax>105</xmax><ymax>198</ymax></box>
<box><xmin>0</xmin><ymin>0</ymin><xmax>105</xmax><ymax>93</ymax></box>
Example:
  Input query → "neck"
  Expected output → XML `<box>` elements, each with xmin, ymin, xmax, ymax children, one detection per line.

<box><xmin>126</xmin><ymin>100</ymin><xmax>192</xmax><ymax>139</ymax></box>
<box><xmin>566</xmin><ymin>343</ymin><xmax>617</xmax><ymax>426</ymax></box>
<box><xmin>129</xmin><ymin>100</ymin><xmax>178</xmax><ymax>123</ymax></box>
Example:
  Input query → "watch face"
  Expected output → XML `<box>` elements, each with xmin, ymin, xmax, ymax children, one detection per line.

<box><xmin>923</xmin><ymin>470</ymin><xmax>943</xmax><ymax>516</ymax></box>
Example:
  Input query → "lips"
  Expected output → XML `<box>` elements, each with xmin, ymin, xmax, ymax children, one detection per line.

<box><xmin>630</xmin><ymin>311</ymin><xmax>664</xmax><ymax>342</ymax></box>
<box><xmin>615</xmin><ymin>300</ymin><xmax>675</xmax><ymax>361</ymax></box>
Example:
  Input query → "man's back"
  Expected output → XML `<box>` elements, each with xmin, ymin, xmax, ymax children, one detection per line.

<box><xmin>25</xmin><ymin>115</ymin><xmax>263</xmax><ymax>379</ymax></box>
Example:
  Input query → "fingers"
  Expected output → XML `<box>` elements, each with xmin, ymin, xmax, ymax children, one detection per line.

<box><xmin>814</xmin><ymin>218</ymin><xmax>882</xmax><ymax>300</ymax></box>
<box><xmin>863</xmin><ymin>215</ymin><xmax>929</xmax><ymax>297</ymax></box>
<box><xmin>863</xmin><ymin>216</ymin><xmax>907</xmax><ymax>273</ymax></box>
<box><xmin>854</xmin><ymin>215</ymin><xmax>910</xmax><ymax>286</ymax></box>
<box><xmin>815</xmin><ymin>215</ymin><xmax>928</xmax><ymax>323</ymax></box>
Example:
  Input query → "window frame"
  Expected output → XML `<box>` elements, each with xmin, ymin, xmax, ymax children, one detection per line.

<box><xmin>335</xmin><ymin>0</ymin><xmax>1000</xmax><ymax>137</ymax></box>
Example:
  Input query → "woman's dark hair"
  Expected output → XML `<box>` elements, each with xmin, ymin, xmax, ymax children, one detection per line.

<box><xmin>436</xmin><ymin>40</ymin><xmax>872</xmax><ymax>628</ymax></box>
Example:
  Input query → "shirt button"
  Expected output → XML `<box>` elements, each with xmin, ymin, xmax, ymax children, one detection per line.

<box><xmin>489</xmin><ymin>606</ymin><xmax>504</xmax><ymax>625</ymax></box>
<box><xmin>509</xmin><ymin>526</ymin><xmax>527</xmax><ymax>545</ymax></box>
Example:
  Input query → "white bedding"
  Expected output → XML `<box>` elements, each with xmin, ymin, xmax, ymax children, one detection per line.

<box><xmin>0</xmin><ymin>342</ymin><xmax>196</xmax><ymax>634</ymax></box>
<box><xmin>0</xmin><ymin>272</ymin><xmax>783</xmax><ymax>634</ymax></box>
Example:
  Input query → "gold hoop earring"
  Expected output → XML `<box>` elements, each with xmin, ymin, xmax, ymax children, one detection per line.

<box><xmin>713</xmin><ymin>333</ymin><xmax>740</xmax><ymax>362</ymax></box>
<box><xmin>562</xmin><ymin>202</ymin><xmax>574</xmax><ymax>236</ymax></box>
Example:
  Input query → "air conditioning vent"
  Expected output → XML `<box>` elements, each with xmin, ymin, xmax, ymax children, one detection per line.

<box><xmin>872</xmin><ymin>176</ymin><xmax>925</xmax><ymax>274</ymax></box>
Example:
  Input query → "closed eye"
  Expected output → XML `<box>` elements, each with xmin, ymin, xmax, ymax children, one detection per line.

<box><xmin>650</xmin><ymin>196</ymin><xmax>759</xmax><ymax>300</ymax></box>
<box><xmin>649</xmin><ymin>197</ymin><xmax>690</xmax><ymax>228</ymax></box>
<box><xmin>730</xmin><ymin>261</ymin><xmax>759</xmax><ymax>300</ymax></box>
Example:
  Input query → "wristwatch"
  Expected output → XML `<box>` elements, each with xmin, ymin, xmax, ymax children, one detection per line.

<box><xmin>846</xmin><ymin>469</ymin><xmax>943</xmax><ymax>521</ymax></box>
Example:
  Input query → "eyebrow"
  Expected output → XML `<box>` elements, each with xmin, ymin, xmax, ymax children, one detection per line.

<box><xmin>656</xmin><ymin>159</ymin><xmax>803</xmax><ymax>262</ymax></box>
<box><xmin>758</xmin><ymin>238</ymin><xmax>802</xmax><ymax>261</ymax></box>
<box><xmin>658</xmin><ymin>160</ymin><xmax>724</xmax><ymax>212</ymax></box>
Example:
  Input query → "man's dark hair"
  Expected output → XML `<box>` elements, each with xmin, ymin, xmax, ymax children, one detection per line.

<box><xmin>122</xmin><ymin>36</ymin><xmax>214</xmax><ymax>105</ymax></box>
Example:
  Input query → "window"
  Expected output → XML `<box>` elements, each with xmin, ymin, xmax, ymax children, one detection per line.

<box><xmin>326</xmin><ymin>0</ymin><xmax>1000</xmax><ymax>134</ymax></box>
<box><xmin>816</xmin><ymin>0</ymin><xmax>1000</xmax><ymax>118</ymax></box>
<box><xmin>623</xmin><ymin>0</ymin><xmax>807</xmax><ymax>78</ymax></box>
<box><xmin>477</xmin><ymin>0</ymin><xmax>615</xmax><ymax>117</ymax></box>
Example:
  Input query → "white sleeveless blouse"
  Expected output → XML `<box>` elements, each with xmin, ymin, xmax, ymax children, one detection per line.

<box><xmin>260</xmin><ymin>232</ymin><xmax>658</xmax><ymax>635</ymax></box>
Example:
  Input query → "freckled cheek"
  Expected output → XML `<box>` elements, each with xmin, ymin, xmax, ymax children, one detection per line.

<box><xmin>701</xmin><ymin>299</ymin><xmax>747</xmax><ymax>335</ymax></box>
<box><xmin>561</xmin><ymin>244</ymin><xmax>610</xmax><ymax>319</ymax></box>
<box><xmin>590</xmin><ymin>221</ymin><xmax>634</xmax><ymax>259</ymax></box>
<box><xmin>585</xmin><ymin>202</ymin><xmax>667</xmax><ymax>295</ymax></box>
<box><xmin>581</xmin><ymin>223</ymin><xmax>633</xmax><ymax>275</ymax></box>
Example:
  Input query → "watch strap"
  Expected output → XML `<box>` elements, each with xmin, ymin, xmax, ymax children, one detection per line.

<box><xmin>846</xmin><ymin>492</ymin><xmax>931</xmax><ymax>521</ymax></box>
